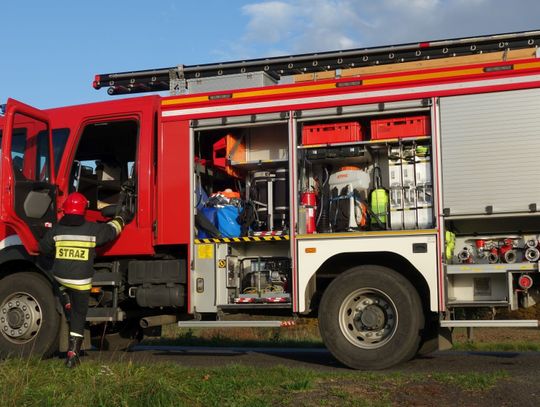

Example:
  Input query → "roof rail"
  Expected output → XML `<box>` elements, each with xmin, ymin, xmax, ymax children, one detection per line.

<box><xmin>93</xmin><ymin>30</ymin><xmax>540</xmax><ymax>96</ymax></box>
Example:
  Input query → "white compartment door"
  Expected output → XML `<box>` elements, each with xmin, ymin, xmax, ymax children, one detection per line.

<box><xmin>440</xmin><ymin>88</ymin><xmax>540</xmax><ymax>216</ymax></box>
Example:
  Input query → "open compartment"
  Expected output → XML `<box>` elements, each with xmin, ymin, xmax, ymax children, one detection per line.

<box><xmin>296</xmin><ymin>100</ymin><xmax>434</xmax><ymax>235</ymax></box>
<box><xmin>194</xmin><ymin>119</ymin><xmax>290</xmax><ymax>238</ymax></box>
<box><xmin>444</xmin><ymin>216</ymin><xmax>540</xmax><ymax>309</ymax></box>
<box><xmin>191</xmin><ymin>114</ymin><xmax>293</xmax><ymax>309</ymax></box>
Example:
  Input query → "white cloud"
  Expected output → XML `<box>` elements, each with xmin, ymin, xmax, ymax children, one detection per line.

<box><xmin>231</xmin><ymin>0</ymin><xmax>540</xmax><ymax>58</ymax></box>
<box><xmin>383</xmin><ymin>0</ymin><xmax>440</xmax><ymax>11</ymax></box>
<box><xmin>242</xmin><ymin>1</ymin><xmax>297</xmax><ymax>44</ymax></box>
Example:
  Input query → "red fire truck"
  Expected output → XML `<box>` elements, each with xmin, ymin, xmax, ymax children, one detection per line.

<box><xmin>2</xmin><ymin>30</ymin><xmax>540</xmax><ymax>369</ymax></box>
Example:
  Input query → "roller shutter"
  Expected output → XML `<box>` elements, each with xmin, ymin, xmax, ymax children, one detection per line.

<box><xmin>440</xmin><ymin>88</ymin><xmax>540</xmax><ymax>216</ymax></box>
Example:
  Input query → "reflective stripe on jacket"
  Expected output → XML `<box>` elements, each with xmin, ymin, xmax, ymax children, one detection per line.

<box><xmin>39</xmin><ymin>218</ymin><xmax>123</xmax><ymax>290</ymax></box>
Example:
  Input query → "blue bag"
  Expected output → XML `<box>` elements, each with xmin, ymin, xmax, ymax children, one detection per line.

<box><xmin>197</xmin><ymin>207</ymin><xmax>218</xmax><ymax>238</ymax></box>
<box><xmin>216</xmin><ymin>205</ymin><xmax>241</xmax><ymax>237</ymax></box>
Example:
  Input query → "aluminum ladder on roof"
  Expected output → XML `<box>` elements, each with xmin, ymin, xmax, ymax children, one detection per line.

<box><xmin>93</xmin><ymin>29</ymin><xmax>540</xmax><ymax>96</ymax></box>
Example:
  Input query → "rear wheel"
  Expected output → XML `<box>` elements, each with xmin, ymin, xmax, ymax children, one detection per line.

<box><xmin>0</xmin><ymin>272</ymin><xmax>60</xmax><ymax>358</ymax></box>
<box><xmin>319</xmin><ymin>265</ymin><xmax>423</xmax><ymax>370</ymax></box>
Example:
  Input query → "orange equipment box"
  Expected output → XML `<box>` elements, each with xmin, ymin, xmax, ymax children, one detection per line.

<box><xmin>212</xmin><ymin>133</ymin><xmax>245</xmax><ymax>178</ymax></box>
<box><xmin>302</xmin><ymin>122</ymin><xmax>364</xmax><ymax>146</ymax></box>
<box><xmin>370</xmin><ymin>115</ymin><xmax>430</xmax><ymax>140</ymax></box>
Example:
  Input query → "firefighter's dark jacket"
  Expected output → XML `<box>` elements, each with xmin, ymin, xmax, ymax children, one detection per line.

<box><xmin>39</xmin><ymin>214</ymin><xmax>124</xmax><ymax>290</ymax></box>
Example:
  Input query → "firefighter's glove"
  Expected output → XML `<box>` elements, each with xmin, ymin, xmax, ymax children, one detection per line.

<box><xmin>116</xmin><ymin>207</ymin><xmax>135</xmax><ymax>225</ymax></box>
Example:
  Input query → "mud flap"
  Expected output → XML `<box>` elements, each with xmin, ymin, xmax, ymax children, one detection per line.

<box><xmin>438</xmin><ymin>326</ymin><xmax>453</xmax><ymax>351</ymax></box>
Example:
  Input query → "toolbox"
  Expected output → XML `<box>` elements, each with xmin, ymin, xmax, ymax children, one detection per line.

<box><xmin>302</xmin><ymin>122</ymin><xmax>364</xmax><ymax>145</ymax></box>
<box><xmin>371</xmin><ymin>115</ymin><xmax>430</xmax><ymax>140</ymax></box>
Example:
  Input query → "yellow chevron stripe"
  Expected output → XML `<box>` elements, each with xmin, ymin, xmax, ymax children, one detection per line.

<box><xmin>195</xmin><ymin>236</ymin><xmax>289</xmax><ymax>244</ymax></box>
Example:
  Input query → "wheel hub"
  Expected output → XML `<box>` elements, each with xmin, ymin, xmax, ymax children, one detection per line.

<box><xmin>0</xmin><ymin>293</ymin><xmax>42</xmax><ymax>343</ymax></box>
<box><xmin>358</xmin><ymin>304</ymin><xmax>386</xmax><ymax>330</ymax></box>
<box><xmin>7</xmin><ymin>307</ymin><xmax>25</xmax><ymax>329</ymax></box>
<box><xmin>339</xmin><ymin>288</ymin><xmax>398</xmax><ymax>349</ymax></box>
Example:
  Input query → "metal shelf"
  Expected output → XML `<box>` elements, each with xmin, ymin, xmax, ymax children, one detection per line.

<box><xmin>218</xmin><ymin>304</ymin><xmax>292</xmax><ymax>310</ymax></box>
<box><xmin>298</xmin><ymin>136</ymin><xmax>430</xmax><ymax>150</ymax></box>
<box><xmin>229</xmin><ymin>159</ymin><xmax>289</xmax><ymax>170</ymax></box>
<box><xmin>446</xmin><ymin>263</ymin><xmax>538</xmax><ymax>275</ymax></box>
<box><xmin>446</xmin><ymin>300</ymin><xmax>509</xmax><ymax>307</ymax></box>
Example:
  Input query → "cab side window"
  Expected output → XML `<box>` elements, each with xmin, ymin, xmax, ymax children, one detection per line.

<box><xmin>71</xmin><ymin>120</ymin><xmax>138</xmax><ymax>211</ymax></box>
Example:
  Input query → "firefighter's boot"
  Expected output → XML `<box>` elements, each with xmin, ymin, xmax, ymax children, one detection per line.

<box><xmin>65</xmin><ymin>335</ymin><xmax>83</xmax><ymax>368</ymax></box>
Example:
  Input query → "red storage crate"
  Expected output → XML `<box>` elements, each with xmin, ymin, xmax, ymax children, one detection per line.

<box><xmin>302</xmin><ymin>122</ymin><xmax>364</xmax><ymax>145</ymax></box>
<box><xmin>370</xmin><ymin>115</ymin><xmax>430</xmax><ymax>140</ymax></box>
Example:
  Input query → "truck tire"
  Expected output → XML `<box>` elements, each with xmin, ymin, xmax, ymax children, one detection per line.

<box><xmin>0</xmin><ymin>272</ymin><xmax>60</xmax><ymax>358</ymax></box>
<box><xmin>91</xmin><ymin>320</ymin><xmax>142</xmax><ymax>351</ymax></box>
<box><xmin>319</xmin><ymin>265</ymin><xmax>423</xmax><ymax>370</ymax></box>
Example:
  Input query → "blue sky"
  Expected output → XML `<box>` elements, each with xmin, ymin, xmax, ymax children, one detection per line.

<box><xmin>2</xmin><ymin>0</ymin><xmax>540</xmax><ymax>109</ymax></box>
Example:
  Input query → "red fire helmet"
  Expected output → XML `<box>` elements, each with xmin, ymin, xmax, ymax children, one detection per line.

<box><xmin>63</xmin><ymin>192</ymin><xmax>88</xmax><ymax>216</ymax></box>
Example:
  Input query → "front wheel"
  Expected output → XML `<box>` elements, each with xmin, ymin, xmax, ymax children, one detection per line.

<box><xmin>0</xmin><ymin>272</ymin><xmax>60</xmax><ymax>358</ymax></box>
<box><xmin>319</xmin><ymin>265</ymin><xmax>423</xmax><ymax>370</ymax></box>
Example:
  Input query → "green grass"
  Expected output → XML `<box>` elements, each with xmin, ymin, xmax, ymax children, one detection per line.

<box><xmin>0</xmin><ymin>358</ymin><xmax>508</xmax><ymax>407</ymax></box>
<box><xmin>425</xmin><ymin>371</ymin><xmax>508</xmax><ymax>391</ymax></box>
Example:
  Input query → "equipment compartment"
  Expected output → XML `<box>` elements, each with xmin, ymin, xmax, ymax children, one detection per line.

<box><xmin>192</xmin><ymin>117</ymin><xmax>293</xmax><ymax>311</ymax></box>
<box><xmin>194</xmin><ymin>120</ymin><xmax>291</xmax><ymax>239</ymax></box>
<box><xmin>443</xmin><ymin>218</ymin><xmax>540</xmax><ymax>309</ymax></box>
<box><xmin>297</xmin><ymin>110</ymin><xmax>434</xmax><ymax>235</ymax></box>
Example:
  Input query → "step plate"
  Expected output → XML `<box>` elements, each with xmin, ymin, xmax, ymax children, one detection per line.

<box><xmin>177</xmin><ymin>320</ymin><xmax>292</xmax><ymax>328</ymax></box>
<box><xmin>440</xmin><ymin>319</ymin><xmax>539</xmax><ymax>328</ymax></box>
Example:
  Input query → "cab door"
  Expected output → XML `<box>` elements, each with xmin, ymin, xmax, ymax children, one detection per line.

<box><xmin>0</xmin><ymin>99</ymin><xmax>56</xmax><ymax>254</ymax></box>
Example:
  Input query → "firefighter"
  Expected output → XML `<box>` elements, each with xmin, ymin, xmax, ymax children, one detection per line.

<box><xmin>39</xmin><ymin>192</ymin><xmax>133</xmax><ymax>368</ymax></box>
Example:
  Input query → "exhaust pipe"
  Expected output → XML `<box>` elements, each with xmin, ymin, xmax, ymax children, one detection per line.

<box><xmin>140</xmin><ymin>315</ymin><xmax>177</xmax><ymax>328</ymax></box>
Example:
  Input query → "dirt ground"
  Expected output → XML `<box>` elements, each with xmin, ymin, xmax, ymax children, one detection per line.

<box><xmin>87</xmin><ymin>325</ymin><xmax>540</xmax><ymax>406</ymax></box>
<box><xmin>452</xmin><ymin>327</ymin><xmax>540</xmax><ymax>343</ymax></box>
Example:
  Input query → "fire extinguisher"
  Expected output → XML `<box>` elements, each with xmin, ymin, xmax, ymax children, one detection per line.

<box><xmin>300</xmin><ymin>191</ymin><xmax>317</xmax><ymax>234</ymax></box>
